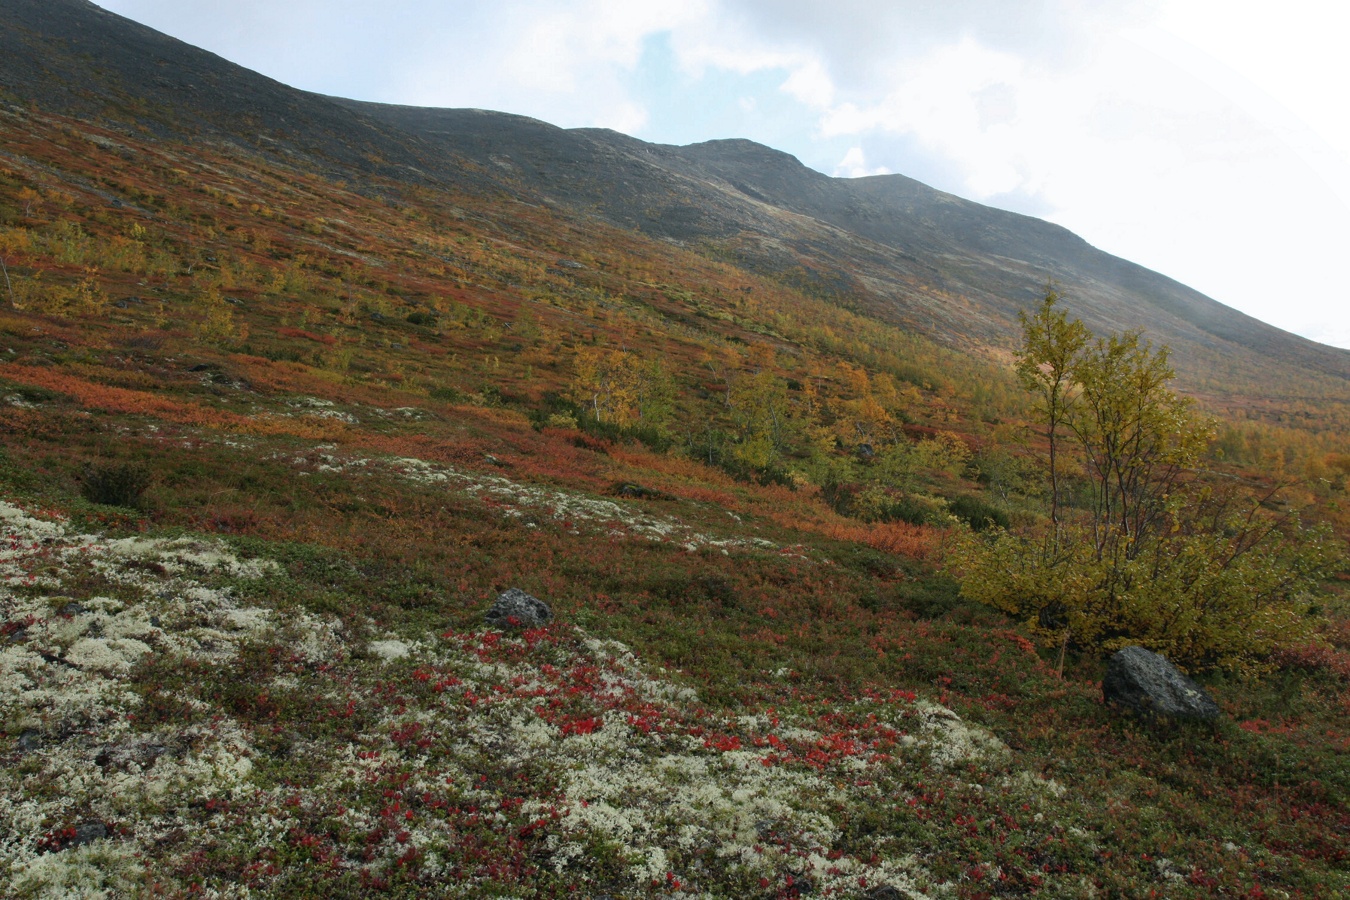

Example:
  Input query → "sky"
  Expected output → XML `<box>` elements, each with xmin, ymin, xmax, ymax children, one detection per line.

<box><xmin>94</xmin><ymin>0</ymin><xmax>1350</xmax><ymax>351</ymax></box>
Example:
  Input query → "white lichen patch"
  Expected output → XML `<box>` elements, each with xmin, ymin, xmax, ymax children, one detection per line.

<box><xmin>97</xmin><ymin>536</ymin><xmax>279</xmax><ymax>580</ymax></box>
<box><xmin>5</xmin><ymin>393</ymin><xmax>38</xmax><ymax>409</ymax></box>
<box><xmin>63</xmin><ymin>636</ymin><xmax>154</xmax><ymax>675</ymax></box>
<box><xmin>0</xmin><ymin>501</ymin><xmax>66</xmax><ymax>545</ymax></box>
<box><xmin>7</xmin><ymin>839</ymin><xmax>145</xmax><ymax>899</ymax></box>
<box><xmin>1</xmin><ymin>499</ymin><xmax>1087</xmax><ymax>898</ymax></box>
<box><xmin>910</xmin><ymin>700</ymin><xmax>1010</xmax><ymax>767</ymax></box>
<box><xmin>368</xmin><ymin>639</ymin><xmax>410</xmax><ymax>661</ymax></box>
<box><xmin>278</xmin><ymin>444</ymin><xmax>785</xmax><ymax>555</ymax></box>
<box><xmin>0</xmin><ymin>500</ymin><xmax>288</xmax><ymax>897</ymax></box>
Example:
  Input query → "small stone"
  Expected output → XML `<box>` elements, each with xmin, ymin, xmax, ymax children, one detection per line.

<box><xmin>69</xmin><ymin>822</ymin><xmax>107</xmax><ymax>847</ymax></box>
<box><xmin>616</xmin><ymin>482</ymin><xmax>662</xmax><ymax>499</ymax></box>
<box><xmin>484</xmin><ymin>588</ymin><xmax>552</xmax><ymax>629</ymax></box>
<box><xmin>1102</xmin><ymin>646</ymin><xmax>1221</xmax><ymax>721</ymax></box>
<box><xmin>98</xmin><ymin>738</ymin><xmax>170</xmax><ymax>772</ymax></box>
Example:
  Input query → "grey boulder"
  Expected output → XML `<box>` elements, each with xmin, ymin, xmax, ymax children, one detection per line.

<box><xmin>1102</xmin><ymin>646</ymin><xmax>1221</xmax><ymax>721</ymax></box>
<box><xmin>484</xmin><ymin>588</ymin><xmax>552</xmax><ymax>629</ymax></box>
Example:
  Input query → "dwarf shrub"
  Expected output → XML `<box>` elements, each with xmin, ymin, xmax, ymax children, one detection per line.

<box><xmin>81</xmin><ymin>462</ymin><xmax>153</xmax><ymax>509</ymax></box>
<box><xmin>948</xmin><ymin>495</ymin><xmax>1010</xmax><ymax>531</ymax></box>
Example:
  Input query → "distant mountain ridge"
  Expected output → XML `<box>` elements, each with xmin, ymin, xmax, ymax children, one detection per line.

<box><xmin>330</xmin><ymin>100</ymin><xmax>1350</xmax><ymax>386</ymax></box>
<box><xmin>4</xmin><ymin>0</ymin><xmax>1349</xmax><ymax>390</ymax></box>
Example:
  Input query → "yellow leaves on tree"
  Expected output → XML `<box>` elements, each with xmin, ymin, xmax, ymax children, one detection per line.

<box><xmin>194</xmin><ymin>285</ymin><xmax>247</xmax><ymax>345</ymax></box>
<box><xmin>9</xmin><ymin>273</ymin><xmax>108</xmax><ymax>318</ymax></box>
<box><xmin>831</xmin><ymin>363</ymin><xmax>915</xmax><ymax>446</ymax></box>
<box><xmin>569</xmin><ymin>346</ymin><xmax>674</xmax><ymax>431</ymax></box>
<box><xmin>728</xmin><ymin>368</ymin><xmax>796</xmax><ymax>470</ymax></box>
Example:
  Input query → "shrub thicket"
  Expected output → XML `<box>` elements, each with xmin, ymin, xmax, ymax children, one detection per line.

<box><xmin>950</xmin><ymin>293</ymin><xmax>1343</xmax><ymax>673</ymax></box>
<box><xmin>81</xmin><ymin>462</ymin><xmax>153</xmax><ymax>509</ymax></box>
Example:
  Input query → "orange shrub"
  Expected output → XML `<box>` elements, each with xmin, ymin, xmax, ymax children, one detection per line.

<box><xmin>0</xmin><ymin>364</ymin><xmax>344</xmax><ymax>441</ymax></box>
<box><xmin>672</xmin><ymin>485</ymin><xmax>741</xmax><ymax>509</ymax></box>
<box><xmin>609</xmin><ymin>445</ymin><xmax>739</xmax><ymax>487</ymax></box>
<box><xmin>276</xmin><ymin>326</ymin><xmax>337</xmax><ymax>346</ymax></box>
<box><xmin>815</xmin><ymin>520</ymin><xmax>937</xmax><ymax>561</ymax></box>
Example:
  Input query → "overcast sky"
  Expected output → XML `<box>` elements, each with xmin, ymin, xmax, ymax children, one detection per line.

<box><xmin>95</xmin><ymin>0</ymin><xmax>1350</xmax><ymax>350</ymax></box>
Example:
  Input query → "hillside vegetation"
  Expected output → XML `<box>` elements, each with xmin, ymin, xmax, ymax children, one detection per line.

<box><xmin>1</xmin><ymin>8</ymin><xmax>1350</xmax><ymax>896</ymax></box>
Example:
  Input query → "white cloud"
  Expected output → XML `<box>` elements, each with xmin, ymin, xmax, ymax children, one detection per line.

<box><xmin>787</xmin><ymin>13</ymin><xmax>1350</xmax><ymax>347</ymax></box>
<box><xmin>778</xmin><ymin>59</ymin><xmax>835</xmax><ymax>109</ymax></box>
<box><xmin>501</xmin><ymin>0</ymin><xmax>698</xmax><ymax>93</ymax></box>
<box><xmin>833</xmin><ymin>147</ymin><xmax>890</xmax><ymax>178</ymax></box>
<box><xmin>1145</xmin><ymin>1</ymin><xmax>1350</xmax><ymax>210</ymax></box>
<box><xmin>826</xmin><ymin>40</ymin><xmax>1034</xmax><ymax>196</ymax></box>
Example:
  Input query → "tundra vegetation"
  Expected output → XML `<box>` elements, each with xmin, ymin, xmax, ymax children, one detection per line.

<box><xmin>0</xmin><ymin>109</ymin><xmax>1348</xmax><ymax>897</ymax></box>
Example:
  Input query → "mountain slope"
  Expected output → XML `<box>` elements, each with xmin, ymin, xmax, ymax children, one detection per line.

<box><xmin>4</xmin><ymin>0</ymin><xmax>1347</xmax><ymax>397</ymax></box>
<box><xmin>0</xmin><ymin>0</ymin><xmax>461</xmax><ymax>183</ymax></box>
<box><xmin>343</xmin><ymin>102</ymin><xmax>1350</xmax><ymax>388</ymax></box>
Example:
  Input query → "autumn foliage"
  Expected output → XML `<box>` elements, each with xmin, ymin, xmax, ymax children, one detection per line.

<box><xmin>0</xmin><ymin>104</ymin><xmax>1348</xmax><ymax>898</ymax></box>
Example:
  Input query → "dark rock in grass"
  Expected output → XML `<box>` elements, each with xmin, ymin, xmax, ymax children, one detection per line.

<box><xmin>38</xmin><ymin>821</ymin><xmax>109</xmax><ymax>854</ymax></box>
<box><xmin>484</xmin><ymin>588</ymin><xmax>552</xmax><ymax>629</ymax></box>
<box><xmin>1102</xmin><ymin>646</ymin><xmax>1221</xmax><ymax>721</ymax></box>
<box><xmin>614</xmin><ymin>482</ymin><xmax>668</xmax><ymax>500</ymax></box>
<box><xmin>70</xmin><ymin>822</ymin><xmax>107</xmax><ymax>847</ymax></box>
<box><xmin>96</xmin><ymin>739</ymin><xmax>169</xmax><ymax>772</ymax></box>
